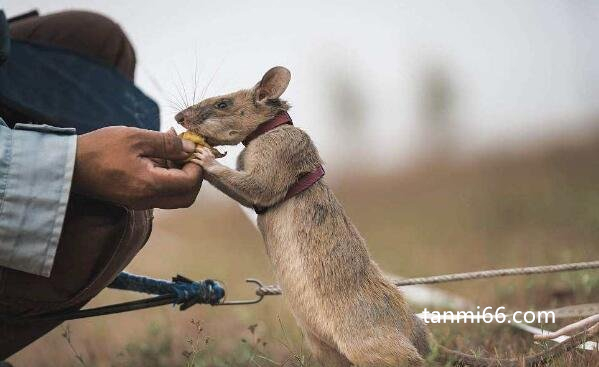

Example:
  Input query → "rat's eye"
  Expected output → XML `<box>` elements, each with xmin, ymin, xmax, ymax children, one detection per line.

<box><xmin>216</xmin><ymin>101</ymin><xmax>228</xmax><ymax>109</ymax></box>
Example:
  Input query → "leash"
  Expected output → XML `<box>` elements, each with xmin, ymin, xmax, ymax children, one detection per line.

<box><xmin>2</xmin><ymin>273</ymin><xmax>264</xmax><ymax>323</ymax></box>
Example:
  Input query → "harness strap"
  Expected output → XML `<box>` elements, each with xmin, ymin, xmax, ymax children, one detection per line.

<box><xmin>254</xmin><ymin>165</ymin><xmax>325</xmax><ymax>214</ymax></box>
<box><xmin>243</xmin><ymin>111</ymin><xmax>325</xmax><ymax>214</ymax></box>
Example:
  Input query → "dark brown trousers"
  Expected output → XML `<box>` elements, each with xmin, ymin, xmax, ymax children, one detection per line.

<box><xmin>0</xmin><ymin>11</ymin><xmax>152</xmax><ymax>359</ymax></box>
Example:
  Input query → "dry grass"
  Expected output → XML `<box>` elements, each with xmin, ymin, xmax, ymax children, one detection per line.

<box><xmin>8</xmin><ymin>134</ymin><xmax>599</xmax><ymax>366</ymax></box>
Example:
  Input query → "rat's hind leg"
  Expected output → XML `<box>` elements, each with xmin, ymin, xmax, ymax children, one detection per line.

<box><xmin>339</xmin><ymin>332</ymin><xmax>425</xmax><ymax>367</ymax></box>
<box><xmin>304</xmin><ymin>332</ymin><xmax>351</xmax><ymax>367</ymax></box>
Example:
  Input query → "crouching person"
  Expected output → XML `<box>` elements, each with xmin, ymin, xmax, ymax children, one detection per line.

<box><xmin>0</xmin><ymin>9</ymin><xmax>202</xmax><ymax>358</ymax></box>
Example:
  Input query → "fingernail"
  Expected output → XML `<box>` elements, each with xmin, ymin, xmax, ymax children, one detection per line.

<box><xmin>182</xmin><ymin>139</ymin><xmax>196</xmax><ymax>153</ymax></box>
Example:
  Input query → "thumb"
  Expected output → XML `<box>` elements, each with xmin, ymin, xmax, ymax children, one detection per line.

<box><xmin>138</xmin><ymin>130</ymin><xmax>196</xmax><ymax>160</ymax></box>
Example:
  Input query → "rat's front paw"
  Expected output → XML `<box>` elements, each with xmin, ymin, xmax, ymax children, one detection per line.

<box><xmin>192</xmin><ymin>147</ymin><xmax>217</xmax><ymax>171</ymax></box>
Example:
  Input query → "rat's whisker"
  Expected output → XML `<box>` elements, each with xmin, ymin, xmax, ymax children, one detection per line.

<box><xmin>175</xmin><ymin>68</ymin><xmax>191</xmax><ymax>109</ymax></box>
<box><xmin>191</xmin><ymin>52</ymin><xmax>201</xmax><ymax>106</ymax></box>
<box><xmin>171</xmin><ymin>77</ymin><xmax>188</xmax><ymax>111</ymax></box>
<box><xmin>165</xmin><ymin>96</ymin><xmax>185</xmax><ymax>112</ymax></box>
<box><xmin>164</xmin><ymin>89</ymin><xmax>186</xmax><ymax>112</ymax></box>
<box><xmin>166</xmin><ymin>103</ymin><xmax>182</xmax><ymax>113</ymax></box>
<box><xmin>139</xmin><ymin>65</ymin><xmax>185</xmax><ymax>112</ymax></box>
<box><xmin>201</xmin><ymin>59</ymin><xmax>225</xmax><ymax>100</ymax></box>
<box><xmin>168</xmin><ymin>63</ymin><xmax>189</xmax><ymax>110</ymax></box>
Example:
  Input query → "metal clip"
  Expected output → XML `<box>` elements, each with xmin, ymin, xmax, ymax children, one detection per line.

<box><xmin>214</xmin><ymin>279</ymin><xmax>265</xmax><ymax>306</ymax></box>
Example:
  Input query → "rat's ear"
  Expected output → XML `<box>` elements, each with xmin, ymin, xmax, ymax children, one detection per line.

<box><xmin>254</xmin><ymin>66</ymin><xmax>291</xmax><ymax>102</ymax></box>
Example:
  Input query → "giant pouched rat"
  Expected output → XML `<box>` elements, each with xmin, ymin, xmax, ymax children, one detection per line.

<box><xmin>176</xmin><ymin>67</ymin><xmax>590</xmax><ymax>367</ymax></box>
<box><xmin>176</xmin><ymin>66</ymin><xmax>430</xmax><ymax>366</ymax></box>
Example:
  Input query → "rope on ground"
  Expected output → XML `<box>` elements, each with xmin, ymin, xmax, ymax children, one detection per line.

<box><xmin>255</xmin><ymin>260</ymin><xmax>599</xmax><ymax>296</ymax></box>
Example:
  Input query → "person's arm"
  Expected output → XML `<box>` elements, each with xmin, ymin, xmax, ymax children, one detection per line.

<box><xmin>0</xmin><ymin>120</ymin><xmax>76</xmax><ymax>277</ymax></box>
<box><xmin>0</xmin><ymin>122</ymin><xmax>203</xmax><ymax>278</ymax></box>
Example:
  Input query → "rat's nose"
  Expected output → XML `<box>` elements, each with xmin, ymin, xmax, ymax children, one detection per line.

<box><xmin>175</xmin><ymin>112</ymin><xmax>185</xmax><ymax>123</ymax></box>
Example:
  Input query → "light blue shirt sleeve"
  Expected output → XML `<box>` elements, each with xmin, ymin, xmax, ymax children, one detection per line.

<box><xmin>0</xmin><ymin>119</ymin><xmax>76</xmax><ymax>277</ymax></box>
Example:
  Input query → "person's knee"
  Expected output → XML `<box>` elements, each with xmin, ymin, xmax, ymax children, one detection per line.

<box><xmin>65</xmin><ymin>10</ymin><xmax>136</xmax><ymax>78</ymax></box>
<box><xmin>10</xmin><ymin>10</ymin><xmax>136</xmax><ymax>79</ymax></box>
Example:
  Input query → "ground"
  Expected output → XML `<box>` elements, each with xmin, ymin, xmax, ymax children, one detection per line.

<box><xmin>8</xmin><ymin>132</ymin><xmax>599</xmax><ymax>366</ymax></box>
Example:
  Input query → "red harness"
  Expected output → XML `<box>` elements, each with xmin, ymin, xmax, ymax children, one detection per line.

<box><xmin>242</xmin><ymin>112</ymin><xmax>325</xmax><ymax>214</ymax></box>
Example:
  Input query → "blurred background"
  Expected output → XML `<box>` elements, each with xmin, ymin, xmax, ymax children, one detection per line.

<box><xmin>5</xmin><ymin>1</ymin><xmax>599</xmax><ymax>366</ymax></box>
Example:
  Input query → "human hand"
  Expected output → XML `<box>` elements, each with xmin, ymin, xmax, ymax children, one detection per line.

<box><xmin>73</xmin><ymin>126</ymin><xmax>203</xmax><ymax>209</ymax></box>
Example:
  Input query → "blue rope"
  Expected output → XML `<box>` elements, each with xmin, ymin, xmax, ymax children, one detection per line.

<box><xmin>1</xmin><ymin>272</ymin><xmax>226</xmax><ymax>322</ymax></box>
<box><xmin>109</xmin><ymin>272</ymin><xmax>225</xmax><ymax>308</ymax></box>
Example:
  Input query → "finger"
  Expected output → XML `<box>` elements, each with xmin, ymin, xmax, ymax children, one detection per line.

<box><xmin>146</xmin><ymin>192</ymin><xmax>199</xmax><ymax>209</ymax></box>
<box><xmin>181</xmin><ymin>160</ymin><xmax>203</xmax><ymax>178</ymax></box>
<box><xmin>166</xmin><ymin>159</ymin><xmax>179</xmax><ymax>169</ymax></box>
<box><xmin>148</xmin><ymin>163</ymin><xmax>203</xmax><ymax>196</ymax></box>
<box><xmin>148</xmin><ymin>157</ymin><xmax>169</xmax><ymax>168</ymax></box>
<box><xmin>166</xmin><ymin>127</ymin><xmax>178</xmax><ymax>139</ymax></box>
<box><xmin>146</xmin><ymin>164</ymin><xmax>203</xmax><ymax>208</ymax></box>
<box><xmin>137</xmin><ymin>130</ymin><xmax>196</xmax><ymax>160</ymax></box>
<box><xmin>131</xmin><ymin>189</ymin><xmax>198</xmax><ymax>209</ymax></box>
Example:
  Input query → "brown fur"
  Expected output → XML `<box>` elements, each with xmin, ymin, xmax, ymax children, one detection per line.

<box><xmin>180</xmin><ymin>66</ymin><xmax>430</xmax><ymax>366</ymax></box>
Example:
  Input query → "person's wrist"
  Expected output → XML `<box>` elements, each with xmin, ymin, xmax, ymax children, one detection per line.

<box><xmin>71</xmin><ymin>130</ymin><xmax>128</xmax><ymax>203</ymax></box>
<box><xmin>71</xmin><ymin>134</ymin><xmax>91</xmax><ymax>195</ymax></box>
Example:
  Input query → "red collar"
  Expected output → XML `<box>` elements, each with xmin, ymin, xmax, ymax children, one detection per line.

<box><xmin>242</xmin><ymin>111</ymin><xmax>293</xmax><ymax>146</ymax></box>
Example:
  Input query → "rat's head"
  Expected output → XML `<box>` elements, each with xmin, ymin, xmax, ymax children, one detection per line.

<box><xmin>175</xmin><ymin>66</ymin><xmax>291</xmax><ymax>146</ymax></box>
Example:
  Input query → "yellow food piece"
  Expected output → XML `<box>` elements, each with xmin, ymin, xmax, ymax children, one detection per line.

<box><xmin>180</xmin><ymin>131</ymin><xmax>207</xmax><ymax>145</ymax></box>
<box><xmin>179</xmin><ymin>131</ymin><xmax>226</xmax><ymax>158</ymax></box>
